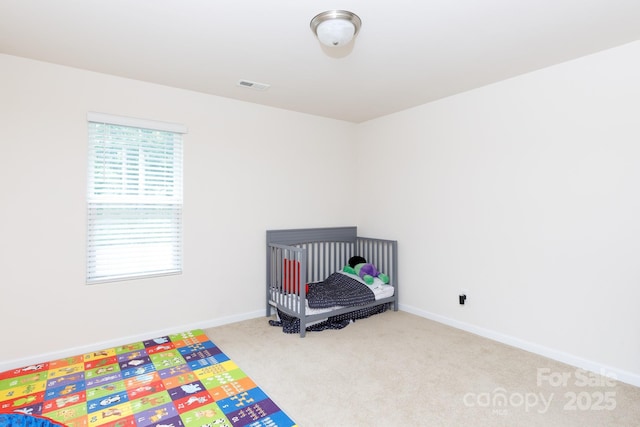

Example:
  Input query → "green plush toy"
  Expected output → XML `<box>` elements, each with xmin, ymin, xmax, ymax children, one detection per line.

<box><xmin>342</xmin><ymin>256</ymin><xmax>390</xmax><ymax>285</ymax></box>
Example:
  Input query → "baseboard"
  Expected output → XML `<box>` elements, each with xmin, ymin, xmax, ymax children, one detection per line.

<box><xmin>399</xmin><ymin>304</ymin><xmax>640</xmax><ymax>388</ymax></box>
<box><xmin>0</xmin><ymin>310</ymin><xmax>265</xmax><ymax>373</ymax></box>
<box><xmin>5</xmin><ymin>306</ymin><xmax>639</xmax><ymax>389</ymax></box>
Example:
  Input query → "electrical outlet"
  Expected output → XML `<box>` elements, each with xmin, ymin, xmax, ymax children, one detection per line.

<box><xmin>459</xmin><ymin>289</ymin><xmax>469</xmax><ymax>305</ymax></box>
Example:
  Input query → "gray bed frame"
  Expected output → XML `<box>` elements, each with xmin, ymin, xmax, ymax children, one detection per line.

<box><xmin>266</xmin><ymin>226</ymin><xmax>398</xmax><ymax>337</ymax></box>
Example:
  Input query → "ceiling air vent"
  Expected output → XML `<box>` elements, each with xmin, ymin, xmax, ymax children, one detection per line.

<box><xmin>237</xmin><ymin>80</ymin><xmax>271</xmax><ymax>91</ymax></box>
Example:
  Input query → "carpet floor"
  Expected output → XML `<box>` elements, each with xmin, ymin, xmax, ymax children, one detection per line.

<box><xmin>205</xmin><ymin>310</ymin><xmax>640</xmax><ymax>427</ymax></box>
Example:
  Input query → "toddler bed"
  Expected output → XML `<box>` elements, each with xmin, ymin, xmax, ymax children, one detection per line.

<box><xmin>266</xmin><ymin>226</ymin><xmax>398</xmax><ymax>337</ymax></box>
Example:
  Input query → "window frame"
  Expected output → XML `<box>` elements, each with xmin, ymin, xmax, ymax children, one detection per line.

<box><xmin>86</xmin><ymin>112</ymin><xmax>187</xmax><ymax>284</ymax></box>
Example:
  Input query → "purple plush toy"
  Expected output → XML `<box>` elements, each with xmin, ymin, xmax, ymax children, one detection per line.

<box><xmin>343</xmin><ymin>256</ymin><xmax>390</xmax><ymax>285</ymax></box>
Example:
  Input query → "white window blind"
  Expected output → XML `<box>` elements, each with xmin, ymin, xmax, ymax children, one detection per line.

<box><xmin>87</xmin><ymin>112</ymin><xmax>186</xmax><ymax>284</ymax></box>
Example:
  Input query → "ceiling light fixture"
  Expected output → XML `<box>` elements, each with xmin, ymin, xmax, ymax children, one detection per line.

<box><xmin>310</xmin><ymin>10</ymin><xmax>362</xmax><ymax>48</ymax></box>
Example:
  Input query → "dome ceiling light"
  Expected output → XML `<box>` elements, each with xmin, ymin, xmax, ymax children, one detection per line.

<box><xmin>310</xmin><ymin>10</ymin><xmax>362</xmax><ymax>48</ymax></box>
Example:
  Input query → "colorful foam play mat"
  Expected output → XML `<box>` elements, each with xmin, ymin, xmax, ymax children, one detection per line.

<box><xmin>0</xmin><ymin>329</ymin><xmax>296</xmax><ymax>427</ymax></box>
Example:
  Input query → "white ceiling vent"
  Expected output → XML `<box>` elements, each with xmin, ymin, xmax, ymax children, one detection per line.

<box><xmin>237</xmin><ymin>80</ymin><xmax>271</xmax><ymax>91</ymax></box>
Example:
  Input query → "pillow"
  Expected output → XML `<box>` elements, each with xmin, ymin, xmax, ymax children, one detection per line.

<box><xmin>283</xmin><ymin>259</ymin><xmax>309</xmax><ymax>294</ymax></box>
<box><xmin>338</xmin><ymin>270</ymin><xmax>387</xmax><ymax>289</ymax></box>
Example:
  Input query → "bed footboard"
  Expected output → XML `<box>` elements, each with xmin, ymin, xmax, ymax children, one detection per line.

<box><xmin>266</xmin><ymin>243</ymin><xmax>308</xmax><ymax>318</ymax></box>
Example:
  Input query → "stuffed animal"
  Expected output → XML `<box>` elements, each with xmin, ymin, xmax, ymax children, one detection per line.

<box><xmin>342</xmin><ymin>256</ymin><xmax>389</xmax><ymax>285</ymax></box>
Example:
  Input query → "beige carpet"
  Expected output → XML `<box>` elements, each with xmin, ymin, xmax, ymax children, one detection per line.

<box><xmin>205</xmin><ymin>310</ymin><xmax>640</xmax><ymax>426</ymax></box>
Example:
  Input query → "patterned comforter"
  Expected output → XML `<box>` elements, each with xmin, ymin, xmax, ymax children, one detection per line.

<box><xmin>306</xmin><ymin>272</ymin><xmax>375</xmax><ymax>308</ymax></box>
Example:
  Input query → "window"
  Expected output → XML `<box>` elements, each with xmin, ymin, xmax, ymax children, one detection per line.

<box><xmin>87</xmin><ymin>112</ymin><xmax>186</xmax><ymax>284</ymax></box>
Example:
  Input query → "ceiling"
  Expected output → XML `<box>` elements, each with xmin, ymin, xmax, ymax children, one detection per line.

<box><xmin>1</xmin><ymin>1</ymin><xmax>639</xmax><ymax>123</ymax></box>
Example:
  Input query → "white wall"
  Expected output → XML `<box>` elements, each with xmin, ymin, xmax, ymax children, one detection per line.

<box><xmin>355</xmin><ymin>41</ymin><xmax>640</xmax><ymax>384</ymax></box>
<box><xmin>0</xmin><ymin>54</ymin><xmax>357</xmax><ymax>365</ymax></box>
<box><xmin>2</xmin><ymin>40</ymin><xmax>640</xmax><ymax>386</ymax></box>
